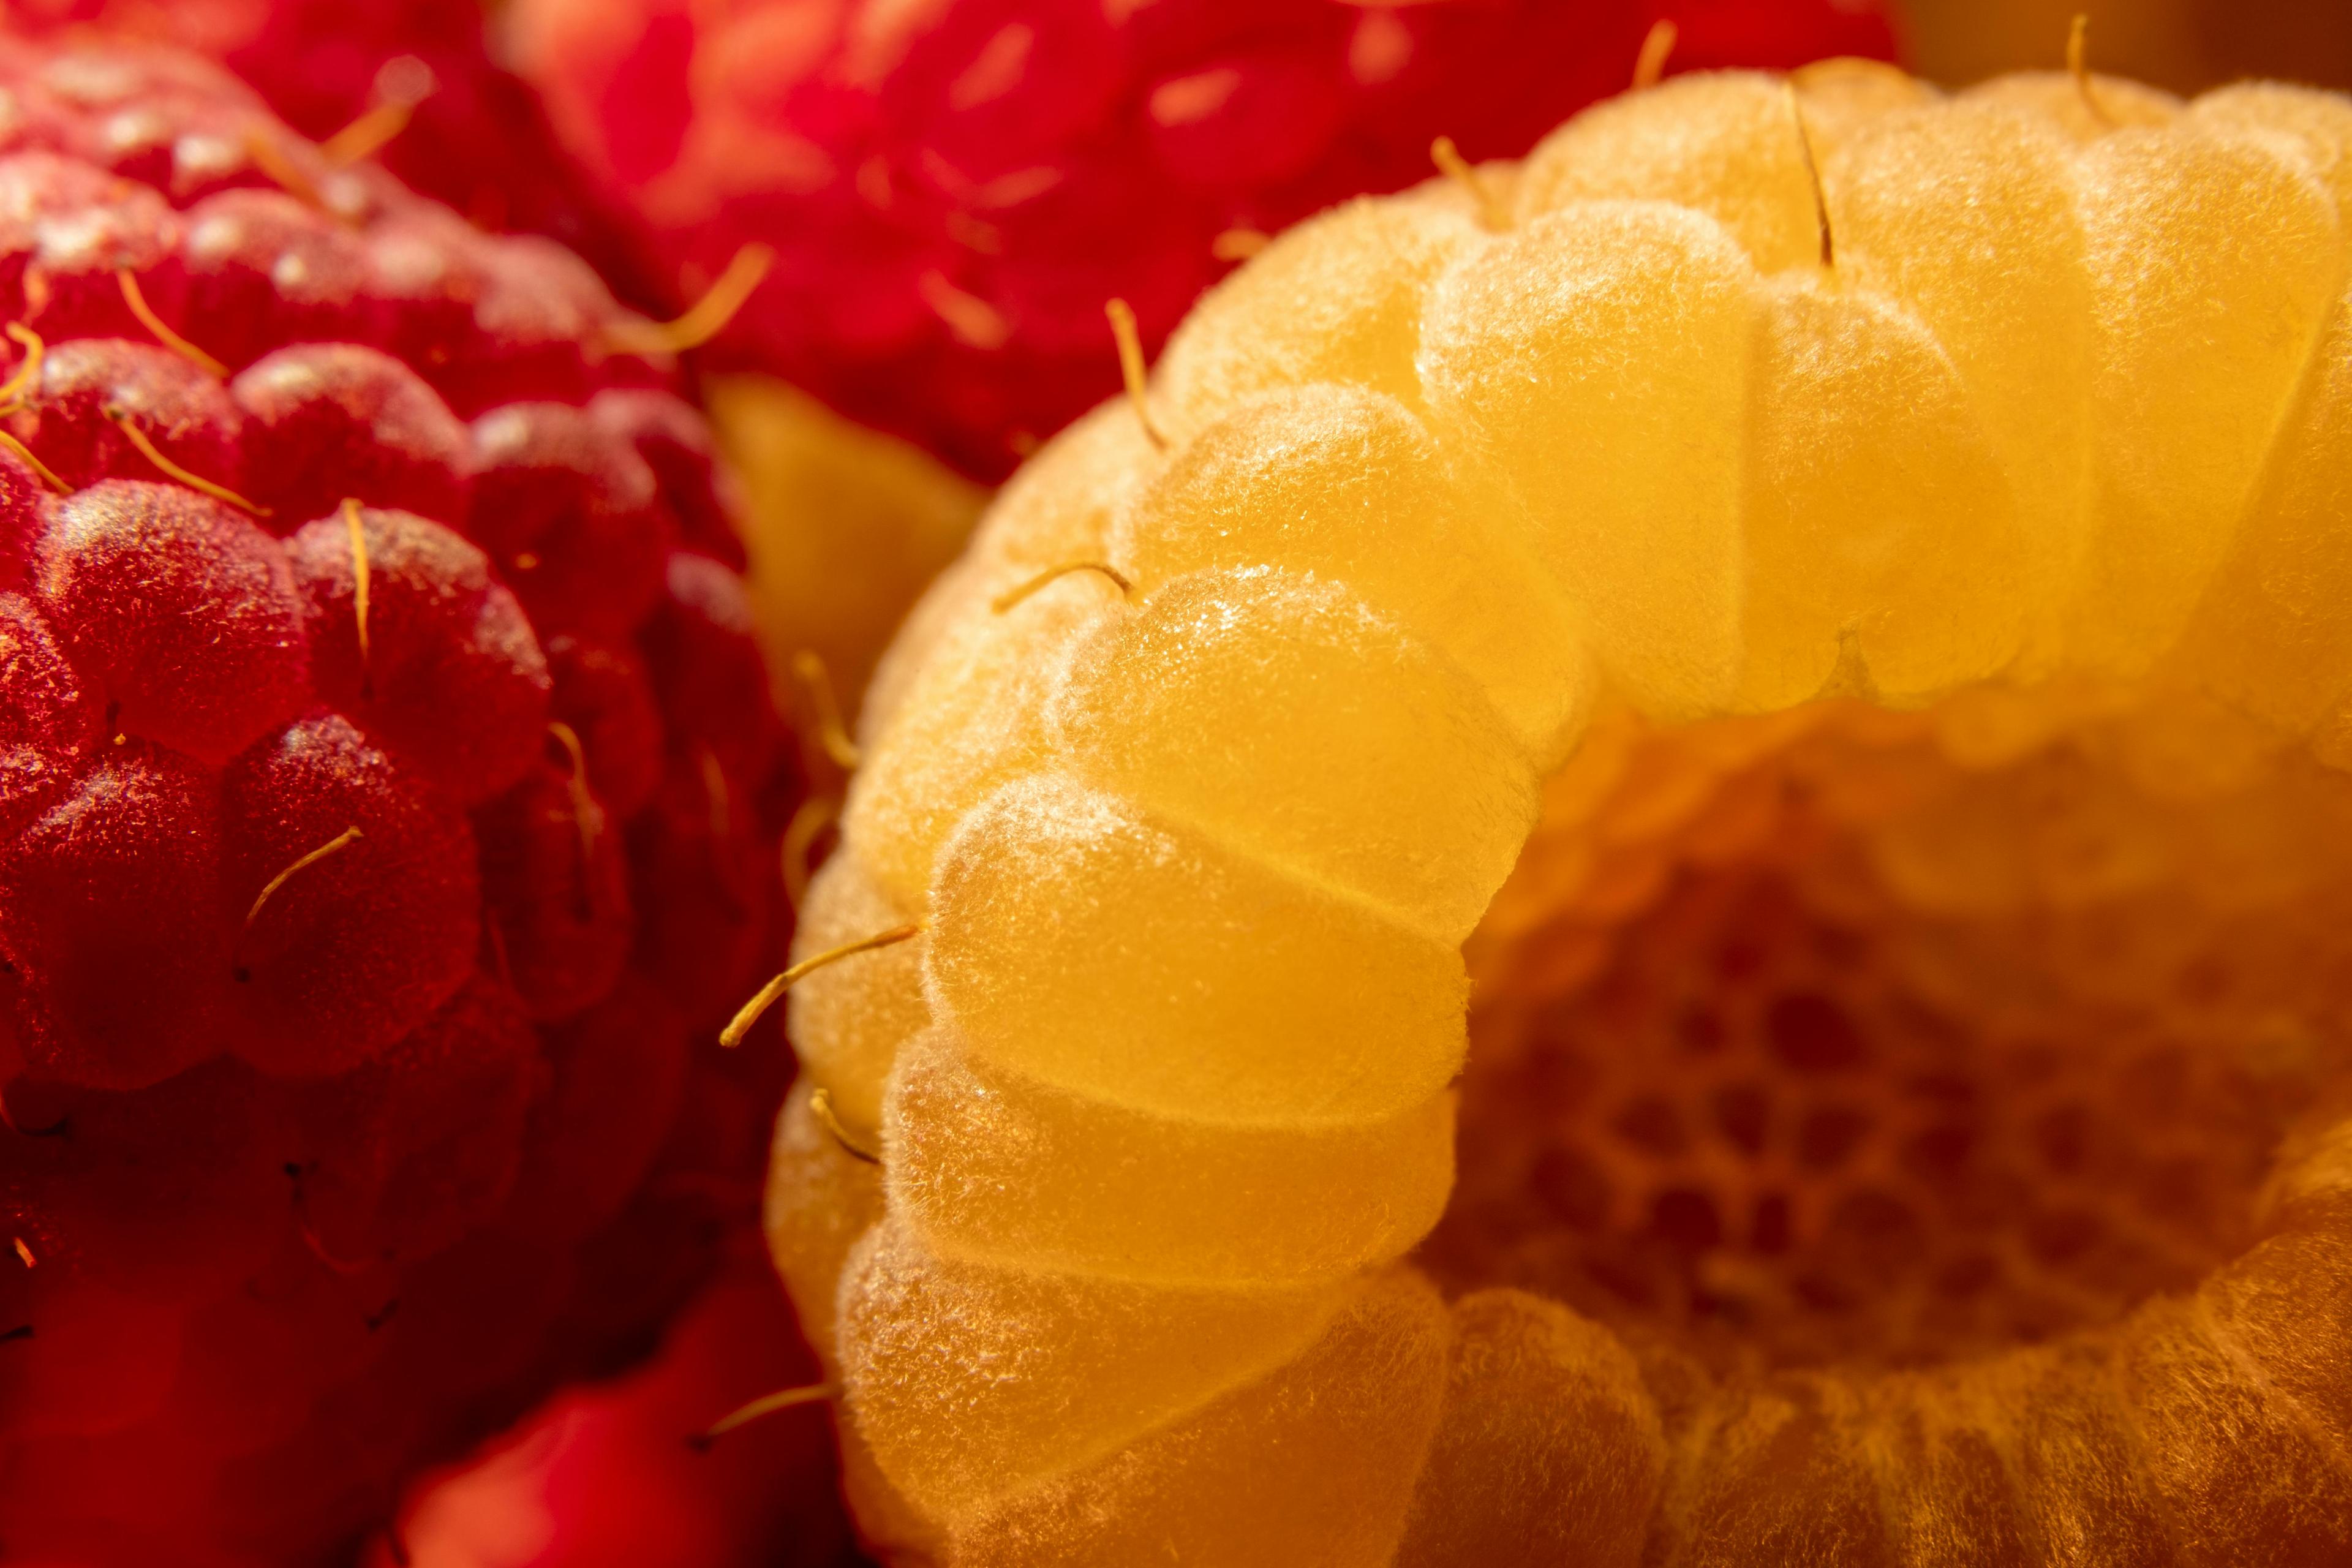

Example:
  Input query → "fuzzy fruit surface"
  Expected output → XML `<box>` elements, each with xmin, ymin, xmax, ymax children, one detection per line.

<box><xmin>511</xmin><ymin>0</ymin><xmax>1898</xmax><ymax>480</ymax></box>
<box><xmin>7</xmin><ymin>0</ymin><xmax>662</xmax><ymax>309</ymax></box>
<box><xmin>0</xmin><ymin>29</ymin><xmax>812</xmax><ymax>1562</ymax></box>
<box><xmin>776</xmin><ymin>56</ymin><xmax>2352</xmax><ymax>1568</ymax></box>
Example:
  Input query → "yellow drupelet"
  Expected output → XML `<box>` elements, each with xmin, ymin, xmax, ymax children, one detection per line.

<box><xmin>767</xmin><ymin>61</ymin><xmax>2352</xmax><ymax>1566</ymax></box>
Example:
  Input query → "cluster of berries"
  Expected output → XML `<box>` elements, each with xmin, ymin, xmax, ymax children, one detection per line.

<box><xmin>0</xmin><ymin>4</ymin><xmax>1930</xmax><ymax>1564</ymax></box>
<box><xmin>0</xmin><ymin>34</ymin><xmax>803</xmax><ymax>1562</ymax></box>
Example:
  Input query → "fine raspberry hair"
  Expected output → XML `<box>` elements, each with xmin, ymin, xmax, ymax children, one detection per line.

<box><xmin>0</xmin><ymin>29</ymin><xmax>807</xmax><ymax>1562</ymax></box>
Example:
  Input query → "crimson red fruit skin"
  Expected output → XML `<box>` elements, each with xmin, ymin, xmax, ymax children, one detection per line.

<box><xmin>514</xmin><ymin>0</ymin><xmax>1901</xmax><ymax>480</ymax></box>
<box><xmin>5</xmin><ymin>743</ymin><xmax>241</xmax><ymax>1088</ymax></box>
<box><xmin>224</xmin><ymin>714</ymin><xmax>483</xmax><ymax>1077</ymax></box>
<box><xmin>11</xmin><ymin>341</ymin><xmax>246</xmax><ymax>494</ymax></box>
<box><xmin>375</xmin><ymin>1253</ymin><xmax>859</xmax><ymax>1568</ymax></box>
<box><xmin>37</xmin><ymin>481</ymin><xmax>311</xmax><ymax>767</ymax></box>
<box><xmin>0</xmin><ymin>582</ymin><xmax>99</xmax><ymax>833</ymax></box>
<box><xmin>286</xmin><ymin>505</ymin><xmax>552</xmax><ymax>807</ymax></box>
<box><xmin>233</xmin><ymin>343</ymin><xmax>477</xmax><ymax>527</ymax></box>
<box><xmin>0</xmin><ymin>29</ymin><xmax>811</xmax><ymax>1560</ymax></box>
<box><xmin>9</xmin><ymin>0</ymin><xmax>665</xmax><ymax>312</ymax></box>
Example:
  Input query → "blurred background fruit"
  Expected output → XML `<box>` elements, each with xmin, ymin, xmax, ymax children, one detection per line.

<box><xmin>369</xmin><ymin>1244</ymin><xmax>861</xmax><ymax>1568</ymax></box>
<box><xmin>1905</xmin><ymin>0</ymin><xmax>2352</xmax><ymax>96</ymax></box>
<box><xmin>507</xmin><ymin>0</ymin><xmax>1901</xmax><ymax>483</ymax></box>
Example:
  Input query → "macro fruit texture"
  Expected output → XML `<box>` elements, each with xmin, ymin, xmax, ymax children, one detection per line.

<box><xmin>509</xmin><ymin>0</ymin><xmax>1901</xmax><ymax>483</ymax></box>
<box><xmin>0</xmin><ymin>31</ymin><xmax>807</xmax><ymax>1563</ymax></box>
<box><xmin>767</xmin><ymin>58</ymin><xmax>2352</xmax><ymax>1566</ymax></box>
<box><xmin>9</xmin><ymin>0</ymin><xmax>658</xmax><ymax>302</ymax></box>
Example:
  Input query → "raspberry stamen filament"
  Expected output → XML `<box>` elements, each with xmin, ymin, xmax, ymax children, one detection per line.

<box><xmin>718</xmin><ymin>923</ymin><xmax>922</xmax><ymax>1049</ymax></box>
<box><xmin>1431</xmin><ymin>136</ymin><xmax>1510</xmax><ymax>233</ymax></box>
<box><xmin>1786</xmin><ymin>81</ymin><xmax>1834</xmax><ymax>270</ymax></box>
<box><xmin>102</xmin><ymin>405</ymin><xmax>273</xmax><ymax>516</ymax></box>
<box><xmin>1211</xmin><ymin>228</ymin><xmax>1270</xmax><ymax>262</ymax></box>
<box><xmin>1104</xmin><ymin>298</ymin><xmax>1166</xmax><ymax>449</ymax></box>
<box><xmin>342</xmin><ymin>499</ymin><xmax>372</xmax><ymax>692</ymax></box>
<box><xmin>12</xmin><ymin>1237</ymin><xmax>33</xmax><ymax>1268</ymax></box>
<box><xmin>2068</xmin><ymin>13</ymin><xmax>2117</xmax><ymax>127</ymax></box>
<box><xmin>789</xmin><ymin>650</ymin><xmax>861</xmax><ymax>771</ymax></box>
<box><xmin>0</xmin><ymin>322</ymin><xmax>45</xmax><ymax>410</ymax></box>
<box><xmin>809</xmin><ymin>1083</ymin><xmax>880</xmax><ymax>1163</ymax></box>
<box><xmin>780</xmin><ymin>794</ymin><xmax>839</xmax><ymax>910</ymax></box>
<box><xmin>990</xmin><ymin>560</ymin><xmax>1134</xmax><ymax>614</ymax></box>
<box><xmin>545</xmin><ymin>722</ymin><xmax>603</xmax><ymax>897</ymax></box>
<box><xmin>0</xmin><ymin>429</ymin><xmax>68</xmax><ymax>494</ymax></box>
<box><xmin>696</xmin><ymin>742</ymin><xmax>733</xmax><ymax>845</ymax></box>
<box><xmin>115</xmin><ymin>270</ymin><xmax>228</xmax><ymax>379</ymax></box>
<box><xmin>685</xmin><ymin>1381</ymin><xmax>839</xmax><ymax>1451</ymax></box>
<box><xmin>1633</xmin><ymin>19</ymin><xmax>1678</xmax><ymax>91</ymax></box>
<box><xmin>605</xmin><ymin>243</ymin><xmax>777</xmax><ymax>356</ymax></box>
<box><xmin>918</xmin><ymin>271</ymin><xmax>1013</xmax><ymax>350</ymax></box>
<box><xmin>320</xmin><ymin>92</ymin><xmax>425</xmax><ymax>167</ymax></box>
<box><xmin>238</xmin><ymin>825</ymin><xmax>363</xmax><ymax>975</ymax></box>
<box><xmin>243</xmin><ymin>129</ymin><xmax>324</xmax><ymax>209</ymax></box>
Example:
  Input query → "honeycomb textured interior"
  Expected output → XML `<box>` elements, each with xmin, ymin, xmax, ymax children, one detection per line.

<box><xmin>1433</xmin><ymin>698</ymin><xmax>2352</xmax><ymax>1377</ymax></box>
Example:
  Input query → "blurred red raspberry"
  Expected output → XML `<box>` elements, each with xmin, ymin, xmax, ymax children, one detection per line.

<box><xmin>7</xmin><ymin>0</ymin><xmax>661</xmax><ymax>305</ymax></box>
<box><xmin>509</xmin><ymin>0</ymin><xmax>1901</xmax><ymax>480</ymax></box>
<box><xmin>376</xmin><ymin>1248</ymin><xmax>861</xmax><ymax>1568</ymax></box>
<box><xmin>0</xmin><ymin>26</ymin><xmax>816</xmax><ymax>1562</ymax></box>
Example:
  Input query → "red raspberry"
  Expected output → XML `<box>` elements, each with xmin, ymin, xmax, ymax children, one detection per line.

<box><xmin>0</xmin><ymin>28</ymin><xmax>812</xmax><ymax>1559</ymax></box>
<box><xmin>8</xmin><ymin>0</ymin><xmax>660</xmax><ymax>307</ymax></box>
<box><xmin>510</xmin><ymin>0</ymin><xmax>1901</xmax><ymax>479</ymax></box>
<box><xmin>377</xmin><ymin>1252</ymin><xmax>858</xmax><ymax>1568</ymax></box>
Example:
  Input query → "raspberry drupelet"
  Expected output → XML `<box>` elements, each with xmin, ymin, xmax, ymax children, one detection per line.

<box><xmin>7</xmin><ymin>0</ymin><xmax>660</xmax><ymax>310</ymax></box>
<box><xmin>510</xmin><ymin>0</ymin><xmax>1900</xmax><ymax>481</ymax></box>
<box><xmin>0</xmin><ymin>30</ymin><xmax>809</xmax><ymax>1562</ymax></box>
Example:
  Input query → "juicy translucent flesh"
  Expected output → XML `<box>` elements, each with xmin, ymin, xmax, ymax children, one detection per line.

<box><xmin>835</xmin><ymin>1215</ymin><xmax>1345</xmax><ymax>1519</ymax></box>
<box><xmin>925</xmin><ymin>772</ymin><xmax>1468</xmax><ymax>1126</ymax></box>
<box><xmin>780</xmin><ymin>66</ymin><xmax>2352</xmax><ymax>1565</ymax></box>
<box><xmin>885</xmin><ymin>1027</ymin><xmax>1455</xmax><ymax>1286</ymax></box>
